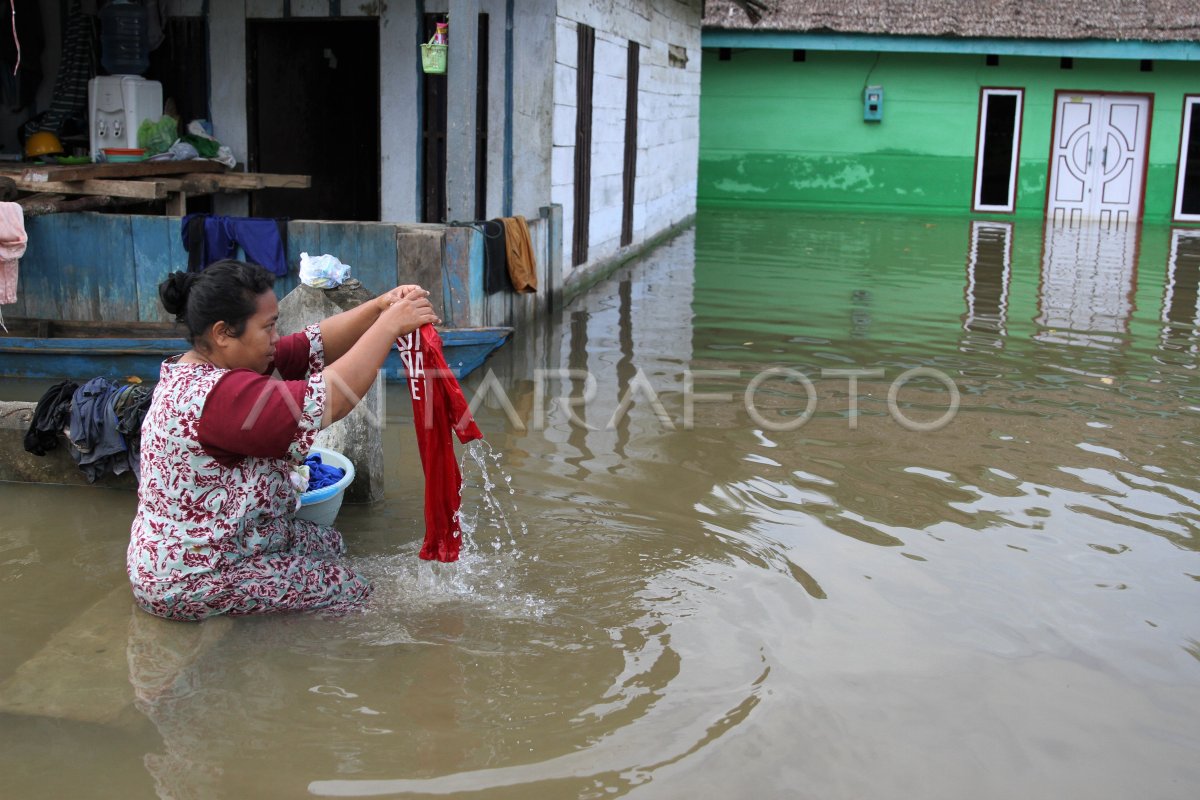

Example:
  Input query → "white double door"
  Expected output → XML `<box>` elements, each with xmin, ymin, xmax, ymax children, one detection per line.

<box><xmin>1047</xmin><ymin>92</ymin><xmax>1151</xmax><ymax>227</ymax></box>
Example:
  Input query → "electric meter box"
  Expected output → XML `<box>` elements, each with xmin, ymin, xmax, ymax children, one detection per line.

<box><xmin>864</xmin><ymin>85</ymin><xmax>883</xmax><ymax>122</ymax></box>
<box><xmin>89</xmin><ymin>75</ymin><xmax>163</xmax><ymax>160</ymax></box>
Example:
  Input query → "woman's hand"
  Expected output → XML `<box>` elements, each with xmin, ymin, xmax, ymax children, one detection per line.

<box><xmin>379</xmin><ymin>287</ymin><xmax>440</xmax><ymax>337</ymax></box>
<box><xmin>375</xmin><ymin>284</ymin><xmax>426</xmax><ymax>313</ymax></box>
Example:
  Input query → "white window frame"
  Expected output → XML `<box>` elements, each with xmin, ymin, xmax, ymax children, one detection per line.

<box><xmin>973</xmin><ymin>88</ymin><xmax>1025</xmax><ymax>213</ymax></box>
<box><xmin>1173</xmin><ymin>95</ymin><xmax>1200</xmax><ymax>222</ymax></box>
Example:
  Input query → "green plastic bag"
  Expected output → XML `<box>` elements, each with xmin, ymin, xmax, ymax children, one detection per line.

<box><xmin>180</xmin><ymin>133</ymin><xmax>220</xmax><ymax>159</ymax></box>
<box><xmin>138</xmin><ymin>116</ymin><xmax>179</xmax><ymax>156</ymax></box>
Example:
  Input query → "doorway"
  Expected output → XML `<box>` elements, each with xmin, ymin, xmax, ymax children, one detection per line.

<box><xmin>248</xmin><ymin>19</ymin><xmax>380</xmax><ymax>221</ymax></box>
<box><xmin>1047</xmin><ymin>92</ymin><xmax>1151</xmax><ymax>227</ymax></box>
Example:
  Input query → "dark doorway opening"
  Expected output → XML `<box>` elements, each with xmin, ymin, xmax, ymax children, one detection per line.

<box><xmin>248</xmin><ymin>19</ymin><xmax>380</xmax><ymax>221</ymax></box>
<box><xmin>1179</xmin><ymin>101</ymin><xmax>1200</xmax><ymax>217</ymax></box>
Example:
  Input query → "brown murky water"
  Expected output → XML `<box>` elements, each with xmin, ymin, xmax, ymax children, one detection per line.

<box><xmin>2</xmin><ymin>210</ymin><xmax>1199</xmax><ymax>799</ymax></box>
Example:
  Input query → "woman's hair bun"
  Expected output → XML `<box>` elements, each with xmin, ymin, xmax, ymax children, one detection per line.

<box><xmin>158</xmin><ymin>271</ymin><xmax>197</xmax><ymax>319</ymax></box>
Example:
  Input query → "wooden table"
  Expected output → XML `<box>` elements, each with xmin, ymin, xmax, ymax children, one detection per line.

<box><xmin>0</xmin><ymin>160</ymin><xmax>310</xmax><ymax>215</ymax></box>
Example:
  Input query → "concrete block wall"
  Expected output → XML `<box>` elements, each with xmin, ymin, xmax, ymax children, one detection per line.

<box><xmin>551</xmin><ymin>1</ymin><xmax>702</xmax><ymax>290</ymax></box>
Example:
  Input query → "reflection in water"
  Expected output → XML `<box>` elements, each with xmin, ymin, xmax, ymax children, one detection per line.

<box><xmin>1162</xmin><ymin>229</ymin><xmax>1200</xmax><ymax>352</ymax></box>
<box><xmin>1036</xmin><ymin>221</ymin><xmax>1138</xmax><ymax>350</ymax></box>
<box><xmin>962</xmin><ymin>220</ymin><xmax>1011</xmax><ymax>348</ymax></box>
<box><xmin>2</xmin><ymin>211</ymin><xmax>1199</xmax><ymax>799</ymax></box>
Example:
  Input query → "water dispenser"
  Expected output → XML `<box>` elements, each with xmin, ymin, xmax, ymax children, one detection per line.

<box><xmin>89</xmin><ymin>1</ymin><xmax>160</xmax><ymax>161</ymax></box>
<box><xmin>88</xmin><ymin>75</ymin><xmax>163</xmax><ymax>161</ymax></box>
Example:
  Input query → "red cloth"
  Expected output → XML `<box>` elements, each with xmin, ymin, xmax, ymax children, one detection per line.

<box><xmin>398</xmin><ymin>326</ymin><xmax>483</xmax><ymax>562</ymax></box>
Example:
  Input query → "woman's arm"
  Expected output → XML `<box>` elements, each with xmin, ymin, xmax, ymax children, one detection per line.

<box><xmin>319</xmin><ymin>284</ymin><xmax>426</xmax><ymax>363</ymax></box>
<box><xmin>321</xmin><ymin>290</ymin><xmax>439</xmax><ymax>427</ymax></box>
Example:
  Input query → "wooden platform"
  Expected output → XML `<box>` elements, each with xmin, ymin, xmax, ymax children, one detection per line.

<box><xmin>0</xmin><ymin>160</ymin><xmax>310</xmax><ymax>215</ymax></box>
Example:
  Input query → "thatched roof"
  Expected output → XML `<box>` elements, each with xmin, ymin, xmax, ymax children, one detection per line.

<box><xmin>706</xmin><ymin>0</ymin><xmax>1200</xmax><ymax>42</ymax></box>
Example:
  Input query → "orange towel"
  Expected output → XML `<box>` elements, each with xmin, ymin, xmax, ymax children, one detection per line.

<box><xmin>501</xmin><ymin>215</ymin><xmax>537</xmax><ymax>293</ymax></box>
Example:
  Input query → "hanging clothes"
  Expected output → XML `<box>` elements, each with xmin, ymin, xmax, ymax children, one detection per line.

<box><xmin>0</xmin><ymin>201</ymin><xmax>27</xmax><ymax>330</ymax></box>
<box><xmin>397</xmin><ymin>326</ymin><xmax>483</xmax><ymax>562</ymax></box>
<box><xmin>21</xmin><ymin>0</ymin><xmax>94</xmax><ymax>141</ymax></box>
<box><xmin>481</xmin><ymin>219</ymin><xmax>509</xmax><ymax>295</ymax></box>
<box><xmin>501</xmin><ymin>215</ymin><xmax>538</xmax><ymax>293</ymax></box>
<box><xmin>181</xmin><ymin>214</ymin><xmax>289</xmax><ymax>277</ymax></box>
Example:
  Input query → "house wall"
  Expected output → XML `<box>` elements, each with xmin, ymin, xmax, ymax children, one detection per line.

<box><xmin>552</xmin><ymin>0</ymin><xmax>702</xmax><ymax>283</ymax></box>
<box><xmin>699</xmin><ymin>48</ymin><xmax>1195</xmax><ymax>221</ymax></box>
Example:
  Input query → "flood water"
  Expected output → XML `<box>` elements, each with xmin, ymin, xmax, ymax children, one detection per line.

<box><xmin>2</xmin><ymin>209</ymin><xmax>1199</xmax><ymax>799</ymax></box>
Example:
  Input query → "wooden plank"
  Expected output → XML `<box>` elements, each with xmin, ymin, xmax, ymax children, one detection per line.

<box><xmin>12</xmin><ymin>159</ymin><xmax>227</xmax><ymax>183</ymax></box>
<box><xmin>164</xmin><ymin>191</ymin><xmax>187</xmax><ymax>216</ymax></box>
<box><xmin>96</xmin><ymin>215</ymin><xmax>140</xmax><ymax>322</ymax></box>
<box><xmin>284</xmin><ymin>219</ymin><xmax>324</xmax><ymax>296</ymax></box>
<box><xmin>11</xmin><ymin>177</ymin><xmax>167</xmax><ymax>199</ymax></box>
<box><xmin>442</xmin><ymin>226</ymin><xmax>473</xmax><ymax>328</ymax></box>
<box><xmin>396</xmin><ymin>226</ymin><xmax>443</xmax><ymax>299</ymax></box>
<box><xmin>1</xmin><ymin>317</ymin><xmax>181</xmax><ymax>337</ymax></box>
<box><xmin>355</xmin><ymin>225</ymin><xmax>399</xmax><ymax>296</ymax></box>
<box><xmin>139</xmin><ymin>173</ymin><xmax>308</xmax><ymax>194</ymax></box>
<box><xmin>131</xmin><ymin>216</ymin><xmax>175</xmax><ymax>322</ymax></box>
<box><xmin>19</xmin><ymin>193</ymin><xmax>122</xmax><ymax>215</ymax></box>
<box><xmin>208</xmin><ymin>172</ymin><xmax>310</xmax><ymax>190</ymax></box>
<box><xmin>21</xmin><ymin>216</ymin><xmax>64</xmax><ymax>320</ymax></box>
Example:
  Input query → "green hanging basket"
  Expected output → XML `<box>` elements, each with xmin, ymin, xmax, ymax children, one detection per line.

<box><xmin>421</xmin><ymin>42</ymin><xmax>447</xmax><ymax>75</ymax></box>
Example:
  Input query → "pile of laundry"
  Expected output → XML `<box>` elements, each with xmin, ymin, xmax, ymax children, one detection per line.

<box><xmin>24</xmin><ymin>377</ymin><xmax>154</xmax><ymax>483</ymax></box>
<box><xmin>290</xmin><ymin>452</ymin><xmax>347</xmax><ymax>496</ymax></box>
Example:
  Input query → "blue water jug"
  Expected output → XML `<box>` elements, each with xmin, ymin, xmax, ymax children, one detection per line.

<box><xmin>99</xmin><ymin>0</ymin><xmax>150</xmax><ymax>76</ymax></box>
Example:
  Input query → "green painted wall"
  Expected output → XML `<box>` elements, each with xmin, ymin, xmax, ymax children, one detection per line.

<box><xmin>699</xmin><ymin>48</ymin><xmax>1194</xmax><ymax>221</ymax></box>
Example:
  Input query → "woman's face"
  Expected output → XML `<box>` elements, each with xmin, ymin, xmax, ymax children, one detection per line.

<box><xmin>220</xmin><ymin>290</ymin><xmax>280</xmax><ymax>373</ymax></box>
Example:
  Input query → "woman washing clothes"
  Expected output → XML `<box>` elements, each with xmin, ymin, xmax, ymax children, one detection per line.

<box><xmin>128</xmin><ymin>260</ymin><xmax>439</xmax><ymax>620</ymax></box>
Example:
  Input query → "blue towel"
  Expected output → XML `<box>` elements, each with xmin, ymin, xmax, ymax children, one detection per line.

<box><xmin>304</xmin><ymin>453</ymin><xmax>345</xmax><ymax>490</ymax></box>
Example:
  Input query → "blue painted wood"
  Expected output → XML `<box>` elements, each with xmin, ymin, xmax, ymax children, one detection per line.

<box><xmin>442</xmin><ymin>227</ymin><xmax>472</xmax><ymax>327</ymax></box>
<box><xmin>0</xmin><ymin>327</ymin><xmax>513</xmax><ymax>381</ymax></box>
<box><xmin>380</xmin><ymin>327</ymin><xmax>513</xmax><ymax>380</ymax></box>
<box><xmin>22</xmin><ymin>217</ymin><xmax>65</xmax><ymax>320</ymax></box>
<box><xmin>20</xmin><ymin>215</ymin><xmax>425</xmax><ymax>321</ymax></box>
<box><xmin>132</xmin><ymin>216</ymin><xmax>175</xmax><ymax>322</ymax></box>
<box><xmin>468</xmin><ymin>226</ymin><xmax>485</xmax><ymax>327</ymax></box>
<box><xmin>701</xmin><ymin>30</ymin><xmax>1200</xmax><ymax>61</ymax></box>
<box><xmin>353</xmin><ymin>226</ymin><xmax>399</xmax><ymax>295</ymax></box>
<box><xmin>284</xmin><ymin>219</ymin><xmax>322</xmax><ymax>297</ymax></box>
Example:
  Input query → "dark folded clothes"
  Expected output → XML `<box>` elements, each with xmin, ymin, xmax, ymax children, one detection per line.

<box><xmin>23</xmin><ymin>379</ymin><xmax>78</xmax><ymax>456</ymax></box>
<box><xmin>68</xmin><ymin>377</ymin><xmax>130</xmax><ymax>483</ymax></box>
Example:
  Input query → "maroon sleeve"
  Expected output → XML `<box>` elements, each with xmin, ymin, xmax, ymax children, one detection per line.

<box><xmin>269</xmin><ymin>331</ymin><xmax>312</xmax><ymax>381</ymax></box>
<box><xmin>197</xmin><ymin>369</ymin><xmax>325</xmax><ymax>465</ymax></box>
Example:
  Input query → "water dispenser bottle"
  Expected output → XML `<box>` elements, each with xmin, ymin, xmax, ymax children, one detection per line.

<box><xmin>99</xmin><ymin>0</ymin><xmax>150</xmax><ymax>76</ymax></box>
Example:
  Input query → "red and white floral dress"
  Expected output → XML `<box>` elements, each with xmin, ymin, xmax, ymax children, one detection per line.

<box><xmin>127</xmin><ymin>324</ymin><xmax>370</xmax><ymax>620</ymax></box>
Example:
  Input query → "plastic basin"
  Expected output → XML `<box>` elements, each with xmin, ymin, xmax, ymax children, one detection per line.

<box><xmin>295</xmin><ymin>447</ymin><xmax>355</xmax><ymax>527</ymax></box>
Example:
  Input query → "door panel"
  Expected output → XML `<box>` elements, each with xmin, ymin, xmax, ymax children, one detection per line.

<box><xmin>1048</xmin><ymin>93</ymin><xmax>1150</xmax><ymax>227</ymax></box>
<box><xmin>249</xmin><ymin>20</ymin><xmax>380</xmax><ymax>222</ymax></box>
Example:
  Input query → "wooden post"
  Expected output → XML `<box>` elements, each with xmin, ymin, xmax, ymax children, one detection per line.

<box><xmin>165</xmin><ymin>192</ymin><xmax>187</xmax><ymax>216</ymax></box>
<box><xmin>445</xmin><ymin>0</ymin><xmax>480</xmax><ymax>222</ymax></box>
